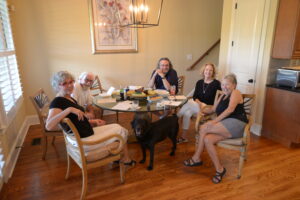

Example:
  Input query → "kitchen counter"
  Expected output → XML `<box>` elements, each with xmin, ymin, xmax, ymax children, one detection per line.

<box><xmin>266</xmin><ymin>84</ymin><xmax>300</xmax><ymax>93</ymax></box>
<box><xmin>262</xmin><ymin>86</ymin><xmax>300</xmax><ymax>148</ymax></box>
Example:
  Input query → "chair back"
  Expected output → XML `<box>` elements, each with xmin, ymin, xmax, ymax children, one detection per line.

<box><xmin>177</xmin><ymin>75</ymin><xmax>185</xmax><ymax>95</ymax></box>
<box><xmin>242</xmin><ymin>93</ymin><xmax>255</xmax><ymax>116</ymax></box>
<box><xmin>90</xmin><ymin>75</ymin><xmax>105</xmax><ymax>96</ymax></box>
<box><xmin>241</xmin><ymin>93</ymin><xmax>255</xmax><ymax>138</ymax></box>
<box><xmin>30</xmin><ymin>88</ymin><xmax>51</xmax><ymax>131</ymax></box>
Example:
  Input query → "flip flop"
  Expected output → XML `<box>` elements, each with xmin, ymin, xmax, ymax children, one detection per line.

<box><xmin>183</xmin><ymin>158</ymin><xmax>203</xmax><ymax>167</ymax></box>
<box><xmin>177</xmin><ymin>137</ymin><xmax>189</xmax><ymax>144</ymax></box>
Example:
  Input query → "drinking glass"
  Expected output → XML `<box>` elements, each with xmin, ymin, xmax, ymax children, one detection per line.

<box><xmin>170</xmin><ymin>85</ymin><xmax>176</xmax><ymax>96</ymax></box>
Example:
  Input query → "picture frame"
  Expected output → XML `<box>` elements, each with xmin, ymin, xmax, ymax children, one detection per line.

<box><xmin>89</xmin><ymin>0</ymin><xmax>138</xmax><ymax>53</ymax></box>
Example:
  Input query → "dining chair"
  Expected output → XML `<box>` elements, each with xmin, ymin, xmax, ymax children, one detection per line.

<box><xmin>30</xmin><ymin>88</ymin><xmax>62</xmax><ymax>160</ymax></box>
<box><xmin>195</xmin><ymin>91</ymin><xmax>255</xmax><ymax>178</ymax></box>
<box><xmin>60</xmin><ymin>118</ymin><xmax>125</xmax><ymax>200</ymax></box>
<box><xmin>90</xmin><ymin>75</ymin><xmax>106</xmax><ymax>96</ymax></box>
<box><xmin>177</xmin><ymin>75</ymin><xmax>185</xmax><ymax>95</ymax></box>
<box><xmin>90</xmin><ymin>75</ymin><xmax>119</xmax><ymax>121</ymax></box>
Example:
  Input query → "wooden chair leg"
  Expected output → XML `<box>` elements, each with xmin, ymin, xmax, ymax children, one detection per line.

<box><xmin>244</xmin><ymin>144</ymin><xmax>248</xmax><ymax>161</ymax></box>
<box><xmin>237</xmin><ymin>149</ymin><xmax>246</xmax><ymax>179</ymax></box>
<box><xmin>51</xmin><ymin>136</ymin><xmax>56</xmax><ymax>145</ymax></box>
<box><xmin>42</xmin><ymin>136</ymin><xmax>48</xmax><ymax>160</ymax></box>
<box><xmin>65</xmin><ymin>155</ymin><xmax>71</xmax><ymax>180</ymax></box>
<box><xmin>119</xmin><ymin>162</ymin><xmax>125</xmax><ymax>184</ymax></box>
<box><xmin>80</xmin><ymin>168</ymin><xmax>88</xmax><ymax>200</ymax></box>
<box><xmin>116</xmin><ymin>111</ymin><xmax>119</xmax><ymax>122</ymax></box>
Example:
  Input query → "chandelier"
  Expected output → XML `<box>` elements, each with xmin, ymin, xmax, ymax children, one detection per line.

<box><xmin>116</xmin><ymin>0</ymin><xmax>164</xmax><ymax>28</ymax></box>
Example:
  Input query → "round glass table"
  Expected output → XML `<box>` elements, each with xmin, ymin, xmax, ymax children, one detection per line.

<box><xmin>93</xmin><ymin>96</ymin><xmax>188</xmax><ymax>113</ymax></box>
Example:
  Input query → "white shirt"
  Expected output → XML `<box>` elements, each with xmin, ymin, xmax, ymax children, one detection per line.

<box><xmin>71</xmin><ymin>82</ymin><xmax>93</xmax><ymax>108</ymax></box>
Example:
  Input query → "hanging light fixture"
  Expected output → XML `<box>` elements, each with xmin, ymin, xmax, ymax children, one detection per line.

<box><xmin>116</xmin><ymin>0</ymin><xmax>164</xmax><ymax>28</ymax></box>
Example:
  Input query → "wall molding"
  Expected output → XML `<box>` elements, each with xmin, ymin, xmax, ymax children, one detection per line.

<box><xmin>3</xmin><ymin>115</ymin><xmax>39</xmax><ymax>183</ymax></box>
<box><xmin>251</xmin><ymin>123</ymin><xmax>262</xmax><ymax>136</ymax></box>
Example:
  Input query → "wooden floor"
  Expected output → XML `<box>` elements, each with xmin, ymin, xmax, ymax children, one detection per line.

<box><xmin>1</xmin><ymin>113</ymin><xmax>300</xmax><ymax>200</ymax></box>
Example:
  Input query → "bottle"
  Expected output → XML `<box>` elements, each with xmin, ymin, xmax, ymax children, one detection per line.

<box><xmin>120</xmin><ymin>89</ymin><xmax>124</xmax><ymax>101</ymax></box>
<box><xmin>124</xmin><ymin>88</ymin><xmax>128</xmax><ymax>100</ymax></box>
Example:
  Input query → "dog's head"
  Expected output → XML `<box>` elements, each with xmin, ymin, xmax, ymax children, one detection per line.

<box><xmin>131</xmin><ymin>114</ymin><xmax>151</xmax><ymax>138</ymax></box>
<box><xmin>131</xmin><ymin>118</ymin><xmax>149</xmax><ymax>137</ymax></box>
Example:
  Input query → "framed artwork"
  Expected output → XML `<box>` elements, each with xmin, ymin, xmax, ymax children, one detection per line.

<box><xmin>89</xmin><ymin>0</ymin><xmax>138</xmax><ymax>53</ymax></box>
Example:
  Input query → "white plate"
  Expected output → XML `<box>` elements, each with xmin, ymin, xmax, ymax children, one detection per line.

<box><xmin>154</xmin><ymin>89</ymin><xmax>169</xmax><ymax>97</ymax></box>
<box><xmin>128</xmin><ymin>86</ymin><xmax>143</xmax><ymax>90</ymax></box>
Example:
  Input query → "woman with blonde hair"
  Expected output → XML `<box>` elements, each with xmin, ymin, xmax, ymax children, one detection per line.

<box><xmin>177</xmin><ymin>63</ymin><xmax>221</xmax><ymax>143</ymax></box>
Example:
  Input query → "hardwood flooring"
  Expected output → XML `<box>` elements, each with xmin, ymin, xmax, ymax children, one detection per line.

<box><xmin>1</xmin><ymin>113</ymin><xmax>300</xmax><ymax>200</ymax></box>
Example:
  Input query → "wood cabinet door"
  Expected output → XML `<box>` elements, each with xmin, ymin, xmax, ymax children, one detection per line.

<box><xmin>272</xmin><ymin>0</ymin><xmax>300</xmax><ymax>59</ymax></box>
<box><xmin>292</xmin><ymin>6</ymin><xmax>300</xmax><ymax>59</ymax></box>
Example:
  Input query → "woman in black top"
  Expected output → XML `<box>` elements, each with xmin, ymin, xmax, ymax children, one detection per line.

<box><xmin>177</xmin><ymin>63</ymin><xmax>221</xmax><ymax>143</ymax></box>
<box><xmin>183</xmin><ymin>74</ymin><xmax>248</xmax><ymax>184</ymax></box>
<box><xmin>46</xmin><ymin>71</ymin><xmax>135</xmax><ymax>166</ymax></box>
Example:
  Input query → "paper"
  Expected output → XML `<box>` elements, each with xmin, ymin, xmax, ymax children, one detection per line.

<box><xmin>97</xmin><ymin>98</ymin><xmax>116</xmax><ymax>104</ymax></box>
<box><xmin>175</xmin><ymin>95</ymin><xmax>187</xmax><ymax>100</ymax></box>
<box><xmin>112</xmin><ymin>101</ymin><xmax>132</xmax><ymax>110</ymax></box>
<box><xmin>160</xmin><ymin>100</ymin><xmax>182</xmax><ymax>107</ymax></box>
<box><xmin>106</xmin><ymin>87</ymin><xmax>115</xmax><ymax>95</ymax></box>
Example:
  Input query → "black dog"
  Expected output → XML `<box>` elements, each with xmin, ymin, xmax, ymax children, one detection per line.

<box><xmin>131</xmin><ymin>113</ymin><xmax>179</xmax><ymax>170</ymax></box>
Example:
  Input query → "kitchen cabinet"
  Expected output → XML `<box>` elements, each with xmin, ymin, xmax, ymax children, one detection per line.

<box><xmin>262</xmin><ymin>86</ymin><xmax>300</xmax><ymax>148</ymax></box>
<box><xmin>272</xmin><ymin>0</ymin><xmax>300</xmax><ymax>59</ymax></box>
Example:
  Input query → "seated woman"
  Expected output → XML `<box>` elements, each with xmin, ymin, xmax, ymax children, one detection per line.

<box><xmin>177</xmin><ymin>63</ymin><xmax>221</xmax><ymax>143</ymax></box>
<box><xmin>147</xmin><ymin>57</ymin><xmax>178</xmax><ymax>93</ymax></box>
<box><xmin>183</xmin><ymin>74</ymin><xmax>248</xmax><ymax>184</ymax></box>
<box><xmin>46</xmin><ymin>71</ymin><xmax>135</xmax><ymax>166</ymax></box>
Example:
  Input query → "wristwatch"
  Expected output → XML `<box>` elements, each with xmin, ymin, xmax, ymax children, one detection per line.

<box><xmin>161</xmin><ymin>77</ymin><xmax>165</xmax><ymax>79</ymax></box>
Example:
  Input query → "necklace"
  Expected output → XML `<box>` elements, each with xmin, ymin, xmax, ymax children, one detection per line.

<box><xmin>203</xmin><ymin>83</ymin><xmax>209</xmax><ymax>94</ymax></box>
<box><xmin>202</xmin><ymin>80</ymin><xmax>213</xmax><ymax>94</ymax></box>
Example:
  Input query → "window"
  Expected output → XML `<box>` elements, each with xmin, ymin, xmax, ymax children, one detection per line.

<box><xmin>0</xmin><ymin>0</ymin><xmax>22</xmax><ymax>129</ymax></box>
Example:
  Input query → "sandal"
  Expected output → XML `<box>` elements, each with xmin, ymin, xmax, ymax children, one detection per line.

<box><xmin>177</xmin><ymin>137</ymin><xmax>189</xmax><ymax>144</ymax></box>
<box><xmin>183</xmin><ymin>158</ymin><xmax>203</xmax><ymax>167</ymax></box>
<box><xmin>123</xmin><ymin>160</ymin><xmax>136</xmax><ymax>167</ymax></box>
<box><xmin>212</xmin><ymin>168</ymin><xmax>226</xmax><ymax>184</ymax></box>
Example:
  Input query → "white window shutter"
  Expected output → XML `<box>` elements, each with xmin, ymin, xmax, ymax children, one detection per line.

<box><xmin>0</xmin><ymin>0</ymin><xmax>23</xmax><ymax>128</ymax></box>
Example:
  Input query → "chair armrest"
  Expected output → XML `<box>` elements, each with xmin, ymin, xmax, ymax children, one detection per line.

<box><xmin>195</xmin><ymin>105</ymin><xmax>215</xmax><ymax>132</ymax></box>
<box><xmin>81</xmin><ymin>133</ymin><xmax>125</xmax><ymax>155</ymax></box>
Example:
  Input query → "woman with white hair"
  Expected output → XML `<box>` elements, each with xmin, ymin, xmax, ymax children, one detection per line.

<box><xmin>177</xmin><ymin>63</ymin><xmax>221</xmax><ymax>143</ymax></box>
<box><xmin>183</xmin><ymin>73</ymin><xmax>248</xmax><ymax>184</ymax></box>
<box><xmin>46</xmin><ymin>71</ymin><xmax>135</xmax><ymax>166</ymax></box>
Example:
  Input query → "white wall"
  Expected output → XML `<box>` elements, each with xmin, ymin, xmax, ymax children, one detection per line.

<box><xmin>8</xmin><ymin>0</ymin><xmax>223</xmax><ymax>116</ymax></box>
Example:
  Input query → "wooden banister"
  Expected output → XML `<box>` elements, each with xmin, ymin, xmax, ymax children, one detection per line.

<box><xmin>186</xmin><ymin>39</ymin><xmax>220</xmax><ymax>71</ymax></box>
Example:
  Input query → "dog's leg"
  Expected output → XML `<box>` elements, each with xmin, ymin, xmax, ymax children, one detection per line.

<box><xmin>169</xmin><ymin>125</ymin><xmax>178</xmax><ymax>156</ymax></box>
<box><xmin>147</xmin><ymin>145</ymin><xmax>154</xmax><ymax>171</ymax></box>
<box><xmin>169</xmin><ymin>136</ymin><xmax>176</xmax><ymax>156</ymax></box>
<box><xmin>139</xmin><ymin>144</ymin><xmax>146</xmax><ymax>164</ymax></box>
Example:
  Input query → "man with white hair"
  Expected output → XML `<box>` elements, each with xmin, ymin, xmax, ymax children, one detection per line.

<box><xmin>72</xmin><ymin>72</ymin><xmax>105</xmax><ymax>125</ymax></box>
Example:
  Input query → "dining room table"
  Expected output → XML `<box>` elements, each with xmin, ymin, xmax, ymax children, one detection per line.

<box><xmin>93</xmin><ymin>93</ymin><xmax>188</xmax><ymax>115</ymax></box>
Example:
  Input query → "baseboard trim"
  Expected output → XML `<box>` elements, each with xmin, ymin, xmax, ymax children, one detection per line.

<box><xmin>251</xmin><ymin>123</ymin><xmax>261</xmax><ymax>136</ymax></box>
<box><xmin>3</xmin><ymin>115</ymin><xmax>39</xmax><ymax>182</ymax></box>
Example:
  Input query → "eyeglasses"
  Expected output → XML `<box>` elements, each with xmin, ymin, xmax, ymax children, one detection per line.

<box><xmin>84</xmin><ymin>78</ymin><xmax>94</xmax><ymax>83</ymax></box>
<box><xmin>60</xmin><ymin>80</ymin><xmax>74</xmax><ymax>86</ymax></box>
<box><xmin>160</xmin><ymin>64</ymin><xmax>169</xmax><ymax>67</ymax></box>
